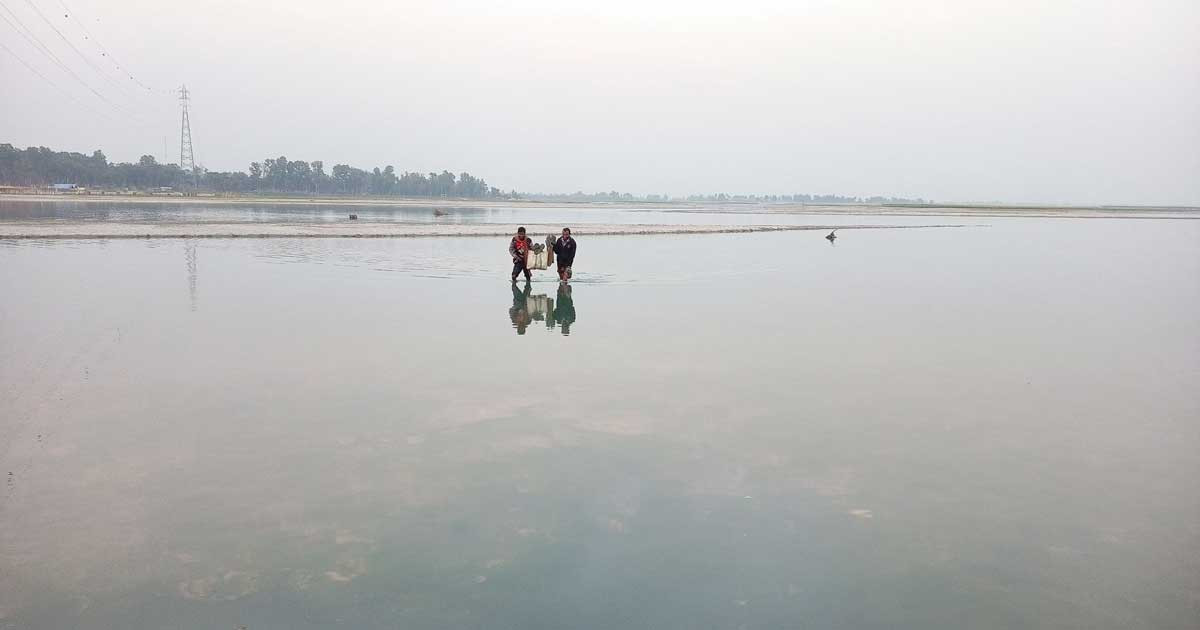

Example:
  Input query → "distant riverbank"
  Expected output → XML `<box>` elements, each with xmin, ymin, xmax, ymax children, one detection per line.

<box><xmin>1</xmin><ymin>193</ymin><xmax>1197</xmax><ymax>220</ymax></box>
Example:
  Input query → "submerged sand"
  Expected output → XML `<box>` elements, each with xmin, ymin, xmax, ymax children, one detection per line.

<box><xmin>0</xmin><ymin>222</ymin><xmax>965</xmax><ymax>239</ymax></box>
<box><xmin>2</xmin><ymin>193</ymin><xmax>1195</xmax><ymax>219</ymax></box>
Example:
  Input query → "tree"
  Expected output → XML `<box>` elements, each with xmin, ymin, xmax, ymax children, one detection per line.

<box><xmin>0</xmin><ymin>143</ymin><xmax>515</xmax><ymax>199</ymax></box>
<box><xmin>332</xmin><ymin>164</ymin><xmax>352</xmax><ymax>193</ymax></box>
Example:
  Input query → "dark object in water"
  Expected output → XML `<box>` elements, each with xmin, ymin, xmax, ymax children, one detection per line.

<box><xmin>433</xmin><ymin>208</ymin><xmax>448</xmax><ymax>216</ymax></box>
<box><xmin>826</xmin><ymin>230</ymin><xmax>837</xmax><ymax>241</ymax></box>
<box><xmin>349</xmin><ymin>214</ymin><xmax>358</xmax><ymax>220</ymax></box>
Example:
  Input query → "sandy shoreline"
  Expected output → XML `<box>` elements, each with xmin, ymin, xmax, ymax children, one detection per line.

<box><xmin>2</xmin><ymin>194</ymin><xmax>1195</xmax><ymax>219</ymax></box>
<box><xmin>0</xmin><ymin>222</ymin><xmax>966</xmax><ymax>239</ymax></box>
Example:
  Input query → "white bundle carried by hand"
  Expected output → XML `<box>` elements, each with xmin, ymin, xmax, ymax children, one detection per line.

<box><xmin>526</xmin><ymin>243</ymin><xmax>549</xmax><ymax>270</ymax></box>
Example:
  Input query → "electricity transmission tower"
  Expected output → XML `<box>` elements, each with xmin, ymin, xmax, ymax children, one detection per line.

<box><xmin>178</xmin><ymin>85</ymin><xmax>197</xmax><ymax>185</ymax></box>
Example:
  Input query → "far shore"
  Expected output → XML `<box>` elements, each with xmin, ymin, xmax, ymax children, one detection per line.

<box><xmin>0</xmin><ymin>192</ymin><xmax>1196</xmax><ymax>217</ymax></box>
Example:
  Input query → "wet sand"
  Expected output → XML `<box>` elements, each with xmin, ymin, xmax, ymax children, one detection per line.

<box><xmin>0</xmin><ymin>222</ymin><xmax>963</xmax><ymax>239</ymax></box>
<box><xmin>2</xmin><ymin>193</ymin><xmax>1195</xmax><ymax>220</ymax></box>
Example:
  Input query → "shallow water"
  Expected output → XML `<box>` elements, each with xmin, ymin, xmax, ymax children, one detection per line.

<box><xmin>1</xmin><ymin>213</ymin><xmax>1198</xmax><ymax>629</ymax></box>
<box><xmin>0</xmin><ymin>199</ymin><xmax>978</xmax><ymax>240</ymax></box>
<box><xmin>0</xmin><ymin>199</ymin><xmax>898</xmax><ymax>227</ymax></box>
<box><xmin>0</xmin><ymin>198</ymin><xmax>1125</xmax><ymax>229</ymax></box>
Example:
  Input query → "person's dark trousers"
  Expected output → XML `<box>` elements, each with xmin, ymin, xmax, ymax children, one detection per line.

<box><xmin>511</xmin><ymin>260</ymin><xmax>531</xmax><ymax>281</ymax></box>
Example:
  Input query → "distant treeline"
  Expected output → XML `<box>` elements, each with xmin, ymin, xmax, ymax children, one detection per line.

<box><xmin>684</xmin><ymin>192</ymin><xmax>928</xmax><ymax>204</ymax></box>
<box><xmin>2</xmin><ymin>143</ymin><xmax>928</xmax><ymax>204</ymax></box>
<box><xmin>0</xmin><ymin>144</ymin><xmax>509</xmax><ymax>198</ymax></box>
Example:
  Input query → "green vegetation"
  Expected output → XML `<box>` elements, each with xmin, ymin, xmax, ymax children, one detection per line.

<box><xmin>0</xmin><ymin>143</ymin><xmax>506</xmax><ymax>198</ymax></box>
<box><xmin>1</xmin><ymin>143</ymin><xmax>928</xmax><ymax>204</ymax></box>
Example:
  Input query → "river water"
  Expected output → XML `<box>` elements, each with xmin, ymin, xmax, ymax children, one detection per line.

<box><xmin>1</xmin><ymin>202</ymin><xmax>1197</xmax><ymax>629</ymax></box>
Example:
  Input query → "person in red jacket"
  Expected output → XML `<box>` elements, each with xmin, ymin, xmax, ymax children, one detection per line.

<box><xmin>508</xmin><ymin>227</ymin><xmax>534</xmax><ymax>282</ymax></box>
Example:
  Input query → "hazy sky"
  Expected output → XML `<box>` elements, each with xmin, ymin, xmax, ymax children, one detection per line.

<box><xmin>2</xmin><ymin>0</ymin><xmax>1197</xmax><ymax>204</ymax></box>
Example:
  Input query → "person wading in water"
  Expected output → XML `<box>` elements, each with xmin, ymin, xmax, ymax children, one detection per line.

<box><xmin>552</xmin><ymin>227</ymin><xmax>577</xmax><ymax>282</ymax></box>
<box><xmin>509</xmin><ymin>226</ymin><xmax>534</xmax><ymax>283</ymax></box>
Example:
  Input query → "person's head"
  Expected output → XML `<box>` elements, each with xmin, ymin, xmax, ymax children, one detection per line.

<box><xmin>517</xmin><ymin>226</ymin><xmax>526</xmax><ymax>239</ymax></box>
<box><xmin>562</xmin><ymin>228</ymin><xmax>571</xmax><ymax>239</ymax></box>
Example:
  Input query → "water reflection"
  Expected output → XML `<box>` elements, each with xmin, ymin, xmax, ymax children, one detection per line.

<box><xmin>509</xmin><ymin>283</ymin><xmax>577</xmax><ymax>335</ymax></box>
<box><xmin>0</xmin><ymin>200</ymin><xmax>496</xmax><ymax>225</ymax></box>
<box><xmin>184</xmin><ymin>241</ymin><xmax>198</xmax><ymax>311</ymax></box>
<box><xmin>553</xmin><ymin>284</ymin><xmax>575</xmax><ymax>335</ymax></box>
<box><xmin>2</xmin><ymin>224</ymin><xmax>1199</xmax><ymax>629</ymax></box>
<box><xmin>509</xmin><ymin>282</ymin><xmax>532</xmax><ymax>334</ymax></box>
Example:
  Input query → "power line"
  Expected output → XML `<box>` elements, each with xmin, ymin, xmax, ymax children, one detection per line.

<box><xmin>0</xmin><ymin>2</ymin><xmax>74</xmax><ymax>78</ymax></box>
<box><xmin>0</xmin><ymin>38</ymin><xmax>120</xmax><ymax>124</ymax></box>
<box><xmin>0</xmin><ymin>0</ymin><xmax>151</xmax><ymax>122</ymax></box>
<box><xmin>18</xmin><ymin>0</ymin><xmax>138</xmax><ymax>97</ymax></box>
<box><xmin>53</xmin><ymin>0</ymin><xmax>161</xmax><ymax>94</ymax></box>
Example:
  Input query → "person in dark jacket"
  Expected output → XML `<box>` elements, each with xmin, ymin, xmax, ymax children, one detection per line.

<box><xmin>552</xmin><ymin>228</ymin><xmax>577</xmax><ymax>282</ymax></box>
<box><xmin>553</xmin><ymin>283</ymin><xmax>575</xmax><ymax>335</ymax></box>
<box><xmin>509</xmin><ymin>227</ymin><xmax>534</xmax><ymax>282</ymax></box>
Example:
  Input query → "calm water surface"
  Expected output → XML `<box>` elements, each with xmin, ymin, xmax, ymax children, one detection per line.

<box><xmin>1</xmin><ymin>215</ymin><xmax>1197</xmax><ymax>629</ymax></box>
<box><xmin>0</xmin><ymin>199</ymin><xmax>979</xmax><ymax>229</ymax></box>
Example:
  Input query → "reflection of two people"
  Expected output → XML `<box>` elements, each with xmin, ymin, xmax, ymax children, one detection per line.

<box><xmin>509</xmin><ymin>283</ymin><xmax>576</xmax><ymax>335</ymax></box>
